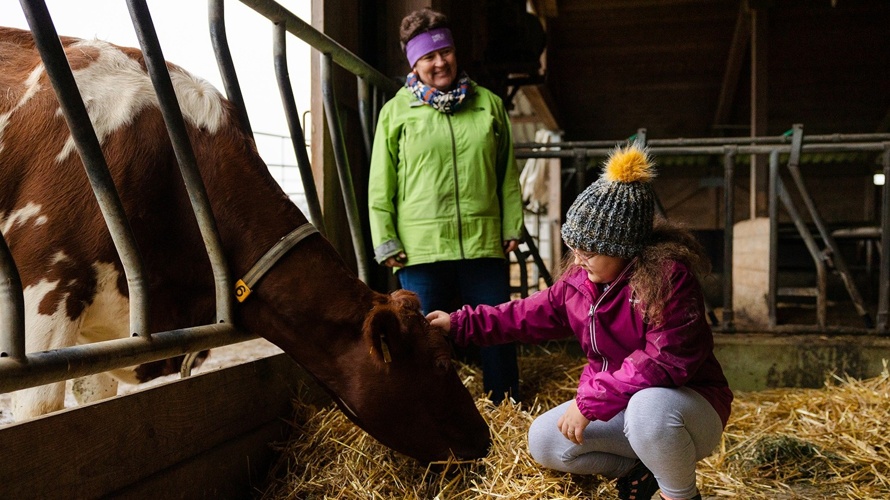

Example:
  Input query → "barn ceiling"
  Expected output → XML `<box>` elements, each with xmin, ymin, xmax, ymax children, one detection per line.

<box><xmin>530</xmin><ymin>0</ymin><xmax>890</xmax><ymax>142</ymax></box>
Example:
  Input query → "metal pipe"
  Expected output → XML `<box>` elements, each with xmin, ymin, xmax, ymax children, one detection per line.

<box><xmin>878</xmin><ymin>144</ymin><xmax>890</xmax><ymax>333</ymax></box>
<box><xmin>19</xmin><ymin>0</ymin><xmax>150</xmax><ymax>338</ymax></box>
<box><xmin>357</xmin><ymin>77</ymin><xmax>374</xmax><ymax>159</ymax></box>
<box><xmin>521</xmin><ymin>225</ymin><xmax>553</xmax><ymax>287</ymax></box>
<box><xmin>273</xmin><ymin>22</ymin><xmax>327</xmax><ymax>235</ymax></box>
<box><xmin>776</xmin><ymin>180</ymin><xmax>829</xmax><ymax>329</ymax></box>
<box><xmin>126</xmin><ymin>0</ymin><xmax>234</xmax><ymax>324</ymax></box>
<box><xmin>0</xmin><ymin>232</ymin><xmax>25</xmax><ymax>361</ymax></box>
<box><xmin>515</xmin><ymin>132</ymin><xmax>890</xmax><ymax>150</ymax></box>
<box><xmin>208</xmin><ymin>0</ymin><xmax>253</xmax><ymax>135</ymax></box>
<box><xmin>784</xmin><ymin>125</ymin><xmax>872</xmax><ymax>328</ymax></box>
<box><xmin>512</xmin><ymin>248</ymin><xmax>529</xmax><ymax>298</ymax></box>
<box><xmin>238</xmin><ymin>0</ymin><xmax>400</xmax><ymax>95</ymax></box>
<box><xmin>0</xmin><ymin>324</ymin><xmax>254</xmax><ymax>393</ymax></box>
<box><xmin>768</xmin><ymin>150</ymin><xmax>779</xmax><ymax>327</ymax></box>
<box><xmin>771</xmin><ymin>146</ymin><xmax>830</xmax><ymax>329</ymax></box>
<box><xmin>321</xmin><ymin>53</ymin><xmax>369</xmax><ymax>283</ymax></box>
<box><xmin>573</xmin><ymin>148</ymin><xmax>588</xmax><ymax>191</ymax></box>
<box><xmin>722</xmin><ymin>147</ymin><xmax>736</xmax><ymax>331</ymax></box>
<box><xmin>516</xmin><ymin>142</ymin><xmax>889</xmax><ymax>160</ymax></box>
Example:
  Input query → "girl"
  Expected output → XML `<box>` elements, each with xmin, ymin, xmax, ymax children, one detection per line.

<box><xmin>428</xmin><ymin>143</ymin><xmax>732</xmax><ymax>500</ymax></box>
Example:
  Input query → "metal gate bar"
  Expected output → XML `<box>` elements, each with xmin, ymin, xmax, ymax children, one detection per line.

<box><xmin>127</xmin><ymin>0</ymin><xmax>234</xmax><ymax>325</ymax></box>
<box><xmin>0</xmin><ymin>235</ymin><xmax>25</xmax><ymax>361</ymax></box>
<box><xmin>769</xmin><ymin>150</ymin><xmax>828</xmax><ymax>328</ymax></box>
<box><xmin>272</xmin><ymin>21</ymin><xmax>326</xmax><ymax>235</ymax></box>
<box><xmin>208</xmin><ymin>0</ymin><xmax>253</xmax><ymax>136</ymax></box>
<box><xmin>722</xmin><ymin>146</ymin><xmax>736</xmax><ymax>331</ymax></box>
<box><xmin>321</xmin><ymin>54</ymin><xmax>370</xmax><ymax>283</ymax></box>
<box><xmin>1</xmin><ymin>0</ymin><xmax>248</xmax><ymax>392</ymax></box>
<box><xmin>17</xmin><ymin>0</ymin><xmax>150</xmax><ymax>338</ymax></box>
<box><xmin>783</xmin><ymin>125</ymin><xmax>872</xmax><ymax>328</ymax></box>
<box><xmin>879</xmin><ymin>145</ymin><xmax>890</xmax><ymax>331</ymax></box>
<box><xmin>515</xmin><ymin>138</ymin><xmax>889</xmax><ymax>334</ymax></box>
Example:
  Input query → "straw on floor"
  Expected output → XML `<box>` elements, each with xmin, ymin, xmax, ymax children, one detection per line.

<box><xmin>257</xmin><ymin>346</ymin><xmax>890</xmax><ymax>499</ymax></box>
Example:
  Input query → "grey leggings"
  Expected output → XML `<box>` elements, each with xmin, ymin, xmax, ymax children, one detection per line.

<box><xmin>527</xmin><ymin>387</ymin><xmax>723</xmax><ymax>499</ymax></box>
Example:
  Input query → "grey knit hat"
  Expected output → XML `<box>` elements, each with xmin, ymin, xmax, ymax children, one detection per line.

<box><xmin>561</xmin><ymin>142</ymin><xmax>656</xmax><ymax>258</ymax></box>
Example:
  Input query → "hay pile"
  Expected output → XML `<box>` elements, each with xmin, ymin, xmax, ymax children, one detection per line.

<box><xmin>257</xmin><ymin>348</ymin><xmax>890</xmax><ymax>499</ymax></box>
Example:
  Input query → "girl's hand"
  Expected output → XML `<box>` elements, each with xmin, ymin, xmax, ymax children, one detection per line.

<box><xmin>556</xmin><ymin>400</ymin><xmax>591</xmax><ymax>444</ymax></box>
<box><xmin>425</xmin><ymin>310</ymin><xmax>451</xmax><ymax>335</ymax></box>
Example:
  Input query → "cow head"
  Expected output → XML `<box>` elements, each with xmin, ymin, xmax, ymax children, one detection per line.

<box><xmin>332</xmin><ymin>289</ymin><xmax>491</xmax><ymax>462</ymax></box>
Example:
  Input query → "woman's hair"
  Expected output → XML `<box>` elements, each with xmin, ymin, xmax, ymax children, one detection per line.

<box><xmin>554</xmin><ymin>217</ymin><xmax>711</xmax><ymax>326</ymax></box>
<box><xmin>399</xmin><ymin>8</ymin><xmax>450</xmax><ymax>50</ymax></box>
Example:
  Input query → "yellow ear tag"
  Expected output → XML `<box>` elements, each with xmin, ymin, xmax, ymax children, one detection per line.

<box><xmin>380</xmin><ymin>336</ymin><xmax>393</xmax><ymax>363</ymax></box>
<box><xmin>234</xmin><ymin>279</ymin><xmax>252</xmax><ymax>303</ymax></box>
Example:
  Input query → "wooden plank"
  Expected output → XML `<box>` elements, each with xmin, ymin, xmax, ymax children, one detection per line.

<box><xmin>713</xmin><ymin>3</ymin><xmax>751</xmax><ymax>130</ymax></box>
<box><xmin>520</xmin><ymin>84</ymin><xmax>560</xmax><ymax>131</ymax></box>
<box><xmin>110</xmin><ymin>419</ymin><xmax>288</xmax><ymax>498</ymax></box>
<box><xmin>0</xmin><ymin>353</ymin><xmax>328</xmax><ymax>499</ymax></box>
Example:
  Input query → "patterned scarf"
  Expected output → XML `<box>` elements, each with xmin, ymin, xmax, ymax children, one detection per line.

<box><xmin>405</xmin><ymin>71</ymin><xmax>471</xmax><ymax>114</ymax></box>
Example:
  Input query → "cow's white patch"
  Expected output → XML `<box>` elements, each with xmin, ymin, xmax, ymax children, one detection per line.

<box><xmin>11</xmin><ymin>260</ymin><xmax>136</xmax><ymax>419</ymax></box>
<box><xmin>80</xmin><ymin>261</ymin><xmax>141</xmax><ymax>385</ymax></box>
<box><xmin>54</xmin><ymin>39</ymin><xmax>225</xmax><ymax>162</ymax></box>
<box><xmin>0</xmin><ymin>202</ymin><xmax>48</xmax><ymax>234</ymax></box>
<box><xmin>78</xmin><ymin>261</ymin><xmax>131</xmax><ymax>344</ymax></box>
<box><xmin>0</xmin><ymin>64</ymin><xmax>45</xmax><ymax>156</ymax></box>
<box><xmin>22</xmin><ymin>275</ymin><xmax>81</xmax><ymax>355</ymax></box>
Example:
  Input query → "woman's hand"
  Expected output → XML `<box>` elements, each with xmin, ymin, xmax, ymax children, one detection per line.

<box><xmin>384</xmin><ymin>252</ymin><xmax>408</xmax><ymax>268</ymax></box>
<box><xmin>503</xmin><ymin>239</ymin><xmax>519</xmax><ymax>254</ymax></box>
<box><xmin>425</xmin><ymin>310</ymin><xmax>451</xmax><ymax>335</ymax></box>
<box><xmin>556</xmin><ymin>400</ymin><xmax>591</xmax><ymax>444</ymax></box>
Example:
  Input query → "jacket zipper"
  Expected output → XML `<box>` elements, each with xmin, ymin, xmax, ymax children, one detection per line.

<box><xmin>446</xmin><ymin>114</ymin><xmax>465</xmax><ymax>259</ymax></box>
<box><xmin>589</xmin><ymin>298</ymin><xmax>607</xmax><ymax>372</ymax></box>
<box><xmin>588</xmin><ymin>258</ymin><xmax>638</xmax><ymax>373</ymax></box>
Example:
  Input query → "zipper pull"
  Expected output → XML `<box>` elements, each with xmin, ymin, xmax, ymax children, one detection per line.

<box><xmin>589</xmin><ymin>304</ymin><xmax>595</xmax><ymax>317</ymax></box>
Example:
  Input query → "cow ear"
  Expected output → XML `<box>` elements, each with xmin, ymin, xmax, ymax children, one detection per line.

<box><xmin>363</xmin><ymin>304</ymin><xmax>401</xmax><ymax>365</ymax></box>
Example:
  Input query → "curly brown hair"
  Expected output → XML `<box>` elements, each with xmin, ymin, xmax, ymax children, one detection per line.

<box><xmin>399</xmin><ymin>8</ymin><xmax>450</xmax><ymax>50</ymax></box>
<box><xmin>554</xmin><ymin>217</ymin><xmax>711</xmax><ymax>326</ymax></box>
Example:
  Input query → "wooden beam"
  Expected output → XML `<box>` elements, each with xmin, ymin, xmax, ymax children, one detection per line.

<box><xmin>713</xmin><ymin>3</ymin><xmax>752</xmax><ymax>130</ymax></box>
<box><xmin>0</xmin><ymin>354</ymin><xmax>327</xmax><ymax>499</ymax></box>
<box><xmin>878</xmin><ymin>106</ymin><xmax>890</xmax><ymax>133</ymax></box>
<box><xmin>750</xmin><ymin>4</ymin><xmax>769</xmax><ymax>219</ymax></box>
<box><xmin>520</xmin><ymin>84</ymin><xmax>561</xmax><ymax>131</ymax></box>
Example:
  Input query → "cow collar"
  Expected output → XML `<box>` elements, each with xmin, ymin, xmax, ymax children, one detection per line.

<box><xmin>234</xmin><ymin>222</ymin><xmax>318</xmax><ymax>302</ymax></box>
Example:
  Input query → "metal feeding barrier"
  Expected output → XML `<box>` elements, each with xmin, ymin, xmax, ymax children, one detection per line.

<box><xmin>515</xmin><ymin>128</ymin><xmax>890</xmax><ymax>334</ymax></box>
<box><xmin>0</xmin><ymin>0</ymin><xmax>398</xmax><ymax>394</ymax></box>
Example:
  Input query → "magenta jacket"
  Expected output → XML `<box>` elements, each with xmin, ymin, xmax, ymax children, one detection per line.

<box><xmin>450</xmin><ymin>260</ymin><xmax>733</xmax><ymax>426</ymax></box>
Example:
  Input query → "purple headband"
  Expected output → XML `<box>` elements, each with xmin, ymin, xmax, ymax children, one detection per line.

<box><xmin>405</xmin><ymin>27</ymin><xmax>454</xmax><ymax>68</ymax></box>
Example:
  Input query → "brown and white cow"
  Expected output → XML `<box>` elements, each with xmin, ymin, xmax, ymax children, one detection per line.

<box><xmin>0</xmin><ymin>26</ymin><xmax>489</xmax><ymax>462</ymax></box>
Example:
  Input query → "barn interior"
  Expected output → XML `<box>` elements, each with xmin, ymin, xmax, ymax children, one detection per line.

<box><xmin>311</xmin><ymin>0</ymin><xmax>890</xmax><ymax>335</ymax></box>
<box><xmin>2</xmin><ymin>0</ymin><xmax>890</xmax><ymax>498</ymax></box>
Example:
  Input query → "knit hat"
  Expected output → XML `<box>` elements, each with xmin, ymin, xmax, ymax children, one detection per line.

<box><xmin>561</xmin><ymin>142</ymin><xmax>656</xmax><ymax>258</ymax></box>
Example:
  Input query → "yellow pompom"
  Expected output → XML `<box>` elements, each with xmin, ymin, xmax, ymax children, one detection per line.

<box><xmin>603</xmin><ymin>143</ymin><xmax>655</xmax><ymax>183</ymax></box>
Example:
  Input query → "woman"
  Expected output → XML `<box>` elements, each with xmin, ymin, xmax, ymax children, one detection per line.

<box><xmin>368</xmin><ymin>8</ymin><xmax>524</xmax><ymax>404</ymax></box>
<box><xmin>428</xmin><ymin>143</ymin><xmax>732</xmax><ymax>500</ymax></box>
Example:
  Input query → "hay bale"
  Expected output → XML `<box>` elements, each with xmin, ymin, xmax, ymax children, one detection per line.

<box><xmin>257</xmin><ymin>349</ymin><xmax>890</xmax><ymax>499</ymax></box>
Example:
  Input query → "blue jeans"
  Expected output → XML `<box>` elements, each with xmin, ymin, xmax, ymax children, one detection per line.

<box><xmin>397</xmin><ymin>258</ymin><xmax>519</xmax><ymax>404</ymax></box>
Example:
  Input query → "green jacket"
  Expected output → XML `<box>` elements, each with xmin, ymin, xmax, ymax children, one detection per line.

<box><xmin>368</xmin><ymin>82</ymin><xmax>524</xmax><ymax>266</ymax></box>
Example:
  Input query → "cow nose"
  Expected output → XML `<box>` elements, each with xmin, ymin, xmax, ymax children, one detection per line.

<box><xmin>451</xmin><ymin>435</ymin><xmax>491</xmax><ymax>460</ymax></box>
<box><xmin>447</xmin><ymin>424</ymin><xmax>491</xmax><ymax>460</ymax></box>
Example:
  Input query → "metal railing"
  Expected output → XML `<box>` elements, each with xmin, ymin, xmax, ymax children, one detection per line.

<box><xmin>0</xmin><ymin>0</ymin><xmax>398</xmax><ymax>395</ymax></box>
<box><xmin>515</xmin><ymin>130</ymin><xmax>890</xmax><ymax>335</ymax></box>
<box><xmin>235</xmin><ymin>0</ymin><xmax>400</xmax><ymax>283</ymax></box>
